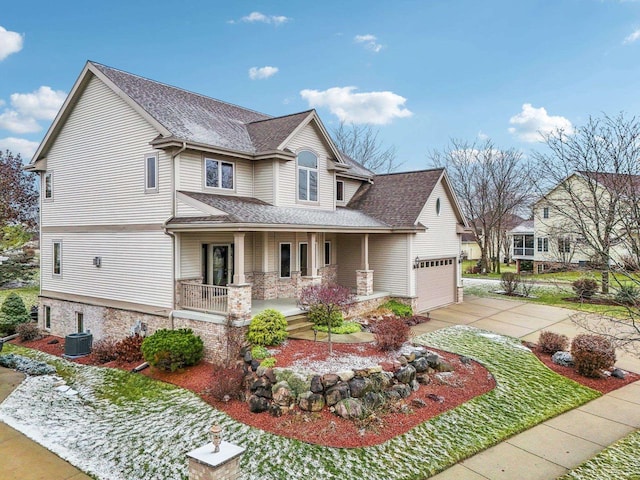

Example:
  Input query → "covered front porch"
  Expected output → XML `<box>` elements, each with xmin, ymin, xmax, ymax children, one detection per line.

<box><xmin>173</xmin><ymin>230</ymin><xmax>386</xmax><ymax>322</ymax></box>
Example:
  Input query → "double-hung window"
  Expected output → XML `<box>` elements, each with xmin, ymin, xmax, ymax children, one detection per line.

<box><xmin>145</xmin><ymin>153</ymin><xmax>159</xmax><ymax>193</ymax></box>
<box><xmin>537</xmin><ymin>237</ymin><xmax>549</xmax><ymax>252</ymax></box>
<box><xmin>543</xmin><ymin>207</ymin><xmax>549</xmax><ymax>219</ymax></box>
<box><xmin>204</xmin><ymin>158</ymin><xmax>234</xmax><ymax>190</ymax></box>
<box><xmin>297</xmin><ymin>151</ymin><xmax>318</xmax><ymax>202</ymax></box>
<box><xmin>558</xmin><ymin>237</ymin><xmax>571</xmax><ymax>253</ymax></box>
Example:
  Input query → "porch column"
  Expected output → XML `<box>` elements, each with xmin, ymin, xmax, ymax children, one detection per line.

<box><xmin>232</xmin><ymin>232</ymin><xmax>246</xmax><ymax>284</ymax></box>
<box><xmin>261</xmin><ymin>231</ymin><xmax>269</xmax><ymax>272</ymax></box>
<box><xmin>307</xmin><ymin>232</ymin><xmax>319</xmax><ymax>277</ymax></box>
<box><xmin>357</xmin><ymin>233</ymin><xmax>374</xmax><ymax>296</ymax></box>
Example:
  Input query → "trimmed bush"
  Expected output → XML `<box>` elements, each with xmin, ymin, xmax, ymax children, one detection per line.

<box><xmin>16</xmin><ymin>322</ymin><xmax>41</xmax><ymax>342</ymax></box>
<box><xmin>308</xmin><ymin>306</ymin><xmax>343</xmax><ymax>329</ymax></box>
<box><xmin>116</xmin><ymin>334</ymin><xmax>144</xmax><ymax>363</ymax></box>
<box><xmin>615</xmin><ymin>284</ymin><xmax>640</xmax><ymax>306</ymax></box>
<box><xmin>141</xmin><ymin>328</ymin><xmax>204</xmax><ymax>372</ymax></box>
<box><xmin>316</xmin><ymin>321</ymin><xmax>362</xmax><ymax>334</ymax></box>
<box><xmin>571</xmin><ymin>334</ymin><xmax>616</xmax><ymax>378</ymax></box>
<box><xmin>382</xmin><ymin>300</ymin><xmax>413</xmax><ymax>318</ymax></box>
<box><xmin>373</xmin><ymin>316</ymin><xmax>410</xmax><ymax>351</ymax></box>
<box><xmin>208</xmin><ymin>366</ymin><xmax>245</xmax><ymax>402</ymax></box>
<box><xmin>91</xmin><ymin>338</ymin><xmax>119</xmax><ymax>364</ymax></box>
<box><xmin>260</xmin><ymin>357</ymin><xmax>276</xmax><ymax>368</ymax></box>
<box><xmin>538</xmin><ymin>331</ymin><xmax>569</xmax><ymax>354</ymax></box>
<box><xmin>572</xmin><ymin>277</ymin><xmax>598</xmax><ymax>300</ymax></box>
<box><xmin>246</xmin><ymin>309</ymin><xmax>287</xmax><ymax>346</ymax></box>
<box><xmin>0</xmin><ymin>292</ymin><xmax>31</xmax><ymax>335</ymax></box>
<box><xmin>250</xmin><ymin>345</ymin><xmax>270</xmax><ymax>361</ymax></box>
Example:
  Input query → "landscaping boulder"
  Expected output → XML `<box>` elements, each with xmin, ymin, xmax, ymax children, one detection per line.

<box><xmin>337</xmin><ymin>370</ymin><xmax>354</xmax><ymax>382</ymax></box>
<box><xmin>391</xmin><ymin>384</ymin><xmax>412</xmax><ymax>398</ymax></box>
<box><xmin>348</xmin><ymin>376</ymin><xmax>373</xmax><ymax>398</ymax></box>
<box><xmin>363</xmin><ymin>391</ymin><xmax>386</xmax><ymax>411</ymax></box>
<box><xmin>385</xmin><ymin>390</ymin><xmax>401</xmax><ymax>402</ymax></box>
<box><xmin>248</xmin><ymin>394</ymin><xmax>269</xmax><ymax>413</ymax></box>
<box><xmin>612</xmin><ymin>368</ymin><xmax>626</xmax><ymax>379</ymax></box>
<box><xmin>416</xmin><ymin>372</ymin><xmax>431</xmax><ymax>385</ymax></box>
<box><xmin>434</xmin><ymin>360</ymin><xmax>454</xmax><ymax>373</ymax></box>
<box><xmin>325</xmin><ymin>382</ymin><xmax>350</xmax><ymax>406</ymax></box>
<box><xmin>552</xmin><ymin>351</ymin><xmax>574</xmax><ymax>367</ymax></box>
<box><xmin>412</xmin><ymin>357</ymin><xmax>430</xmax><ymax>373</ymax></box>
<box><xmin>272</xmin><ymin>381</ymin><xmax>295</xmax><ymax>407</ymax></box>
<box><xmin>310</xmin><ymin>375</ymin><xmax>324</xmax><ymax>393</ymax></box>
<box><xmin>425</xmin><ymin>352</ymin><xmax>441</xmax><ymax>368</ymax></box>
<box><xmin>394</xmin><ymin>365</ymin><xmax>416</xmax><ymax>385</ymax></box>
<box><xmin>268</xmin><ymin>404</ymin><xmax>282</xmax><ymax>417</ymax></box>
<box><xmin>334</xmin><ymin>398</ymin><xmax>364</xmax><ymax>420</ymax></box>
<box><xmin>459</xmin><ymin>356</ymin><xmax>472</xmax><ymax>365</ymax></box>
<box><xmin>298</xmin><ymin>391</ymin><xmax>325</xmax><ymax>412</ymax></box>
<box><xmin>411</xmin><ymin>398</ymin><xmax>427</xmax><ymax>408</ymax></box>
<box><xmin>369</xmin><ymin>372</ymin><xmax>392</xmax><ymax>391</ymax></box>
<box><xmin>322</xmin><ymin>373</ymin><xmax>340</xmax><ymax>388</ymax></box>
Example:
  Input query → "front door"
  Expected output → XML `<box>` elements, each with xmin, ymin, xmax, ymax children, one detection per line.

<box><xmin>202</xmin><ymin>244</ymin><xmax>233</xmax><ymax>286</ymax></box>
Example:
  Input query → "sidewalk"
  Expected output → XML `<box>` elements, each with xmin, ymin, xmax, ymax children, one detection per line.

<box><xmin>0</xmin><ymin>367</ymin><xmax>91</xmax><ymax>480</ymax></box>
<box><xmin>416</xmin><ymin>296</ymin><xmax>640</xmax><ymax>480</ymax></box>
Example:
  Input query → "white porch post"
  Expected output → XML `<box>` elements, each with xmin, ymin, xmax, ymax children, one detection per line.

<box><xmin>357</xmin><ymin>233</ymin><xmax>374</xmax><ymax>296</ymax></box>
<box><xmin>307</xmin><ymin>232</ymin><xmax>318</xmax><ymax>277</ymax></box>
<box><xmin>232</xmin><ymin>232</ymin><xmax>246</xmax><ymax>284</ymax></box>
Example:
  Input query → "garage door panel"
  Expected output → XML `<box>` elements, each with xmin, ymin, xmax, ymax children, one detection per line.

<box><xmin>416</xmin><ymin>258</ymin><xmax>455</xmax><ymax>312</ymax></box>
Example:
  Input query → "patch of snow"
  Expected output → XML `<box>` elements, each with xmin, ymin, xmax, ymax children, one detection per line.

<box><xmin>286</xmin><ymin>352</ymin><xmax>395</xmax><ymax>375</ymax></box>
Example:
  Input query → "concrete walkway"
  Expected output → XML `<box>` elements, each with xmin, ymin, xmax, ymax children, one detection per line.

<box><xmin>417</xmin><ymin>295</ymin><xmax>640</xmax><ymax>480</ymax></box>
<box><xmin>0</xmin><ymin>367</ymin><xmax>91</xmax><ymax>480</ymax></box>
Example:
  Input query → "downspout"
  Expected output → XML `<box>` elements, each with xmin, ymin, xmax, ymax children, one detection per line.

<box><xmin>163</xmin><ymin>141</ymin><xmax>187</xmax><ymax>329</ymax></box>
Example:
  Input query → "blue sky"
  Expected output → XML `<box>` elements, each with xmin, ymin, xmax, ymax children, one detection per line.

<box><xmin>2</xmin><ymin>0</ymin><xmax>640</xmax><ymax>170</ymax></box>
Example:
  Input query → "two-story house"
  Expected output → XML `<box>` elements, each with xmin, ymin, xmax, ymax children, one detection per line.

<box><xmin>26</xmin><ymin>62</ymin><xmax>467</xmax><ymax>359</ymax></box>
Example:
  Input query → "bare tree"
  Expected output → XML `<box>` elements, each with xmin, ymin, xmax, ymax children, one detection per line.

<box><xmin>430</xmin><ymin>139</ymin><xmax>532</xmax><ymax>273</ymax></box>
<box><xmin>533</xmin><ymin>114</ymin><xmax>640</xmax><ymax>294</ymax></box>
<box><xmin>332</xmin><ymin>121</ymin><xmax>402</xmax><ymax>173</ymax></box>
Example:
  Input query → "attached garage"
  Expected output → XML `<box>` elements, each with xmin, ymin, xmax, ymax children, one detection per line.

<box><xmin>415</xmin><ymin>258</ymin><xmax>456</xmax><ymax>313</ymax></box>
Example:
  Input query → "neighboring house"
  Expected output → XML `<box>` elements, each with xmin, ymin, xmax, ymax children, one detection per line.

<box><xmin>26</xmin><ymin>62</ymin><xmax>467</xmax><ymax>359</ymax></box>
<box><xmin>510</xmin><ymin>171</ymin><xmax>639</xmax><ymax>273</ymax></box>
<box><xmin>461</xmin><ymin>232</ymin><xmax>481</xmax><ymax>260</ymax></box>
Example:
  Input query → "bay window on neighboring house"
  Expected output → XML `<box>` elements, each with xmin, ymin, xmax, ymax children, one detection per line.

<box><xmin>204</xmin><ymin>158</ymin><xmax>234</xmax><ymax>190</ymax></box>
<box><xmin>297</xmin><ymin>150</ymin><xmax>318</xmax><ymax>202</ymax></box>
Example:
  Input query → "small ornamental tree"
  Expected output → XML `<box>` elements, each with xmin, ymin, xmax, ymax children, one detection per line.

<box><xmin>0</xmin><ymin>292</ymin><xmax>31</xmax><ymax>335</ymax></box>
<box><xmin>298</xmin><ymin>283</ymin><xmax>354</xmax><ymax>355</ymax></box>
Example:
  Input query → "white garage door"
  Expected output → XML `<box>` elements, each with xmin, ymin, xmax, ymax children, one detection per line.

<box><xmin>415</xmin><ymin>258</ymin><xmax>456</xmax><ymax>313</ymax></box>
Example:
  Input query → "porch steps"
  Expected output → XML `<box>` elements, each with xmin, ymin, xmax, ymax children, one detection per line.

<box><xmin>285</xmin><ymin>313</ymin><xmax>314</xmax><ymax>335</ymax></box>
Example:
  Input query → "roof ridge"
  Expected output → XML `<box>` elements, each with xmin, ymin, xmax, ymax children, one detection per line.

<box><xmin>247</xmin><ymin>109</ymin><xmax>314</xmax><ymax>125</ymax></box>
<box><xmin>89</xmin><ymin>61</ymin><xmax>272</xmax><ymax>121</ymax></box>
<box><xmin>374</xmin><ymin>167</ymin><xmax>445</xmax><ymax>177</ymax></box>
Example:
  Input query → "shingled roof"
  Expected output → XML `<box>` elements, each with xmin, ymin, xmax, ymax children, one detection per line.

<box><xmin>246</xmin><ymin>110</ymin><xmax>314</xmax><ymax>152</ymax></box>
<box><xmin>348</xmin><ymin>168</ymin><xmax>445</xmax><ymax>228</ymax></box>
<box><xmin>173</xmin><ymin>191</ymin><xmax>389</xmax><ymax>229</ymax></box>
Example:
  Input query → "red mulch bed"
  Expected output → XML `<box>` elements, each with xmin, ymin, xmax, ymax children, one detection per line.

<box><xmin>10</xmin><ymin>334</ymin><xmax>638</xmax><ymax>448</ymax></box>
<box><xmin>528</xmin><ymin>343</ymin><xmax>639</xmax><ymax>394</ymax></box>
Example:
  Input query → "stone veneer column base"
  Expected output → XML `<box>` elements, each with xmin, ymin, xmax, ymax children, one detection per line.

<box><xmin>227</xmin><ymin>284</ymin><xmax>252</xmax><ymax>322</ymax></box>
<box><xmin>251</xmin><ymin>272</ymin><xmax>278</xmax><ymax>300</ymax></box>
<box><xmin>356</xmin><ymin>270</ymin><xmax>374</xmax><ymax>296</ymax></box>
<box><xmin>187</xmin><ymin>442</ymin><xmax>245</xmax><ymax>480</ymax></box>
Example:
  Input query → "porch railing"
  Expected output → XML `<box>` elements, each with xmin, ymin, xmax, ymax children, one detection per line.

<box><xmin>513</xmin><ymin>247</ymin><xmax>535</xmax><ymax>257</ymax></box>
<box><xmin>180</xmin><ymin>282</ymin><xmax>228</xmax><ymax>314</ymax></box>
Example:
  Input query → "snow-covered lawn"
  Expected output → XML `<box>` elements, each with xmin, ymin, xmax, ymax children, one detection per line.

<box><xmin>0</xmin><ymin>326</ymin><xmax>599</xmax><ymax>480</ymax></box>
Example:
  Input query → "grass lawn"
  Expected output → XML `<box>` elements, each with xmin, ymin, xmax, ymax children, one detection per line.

<box><xmin>0</xmin><ymin>326</ymin><xmax>599</xmax><ymax>480</ymax></box>
<box><xmin>558</xmin><ymin>429</ymin><xmax>640</xmax><ymax>480</ymax></box>
<box><xmin>0</xmin><ymin>285</ymin><xmax>39</xmax><ymax>309</ymax></box>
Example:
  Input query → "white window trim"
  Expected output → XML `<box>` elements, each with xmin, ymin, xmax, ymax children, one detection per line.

<box><xmin>298</xmin><ymin>242</ymin><xmax>308</xmax><ymax>276</ymax></box>
<box><xmin>336</xmin><ymin>180</ymin><xmax>345</xmax><ymax>203</ymax></box>
<box><xmin>44</xmin><ymin>305</ymin><xmax>51</xmax><ymax>331</ymax></box>
<box><xmin>324</xmin><ymin>240</ymin><xmax>331</xmax><ymax>266</ymax></box>
<box><xmin>52</xmin><ymin>240</ymin><xmax>62</xmax><ymax>277</ymax></box>
<box><xmin>537</xmin><ymin>237</ymin><xmax>549</xmax><ymax>253</ymax></box>
<box><xmin>44</xmin><ymin>171</ymin><xmax>54</xmax><ymax>201</ymax></box>
<box><xmin>543</xmin><ymin>207</ymin><xmax>549</xmax><ymax>219</ymax></box>
<box><xmin>279</xmin><ymin>242</ymin><xmax>292</xmax><ymax>278</ymax></box>
<box><xmin>144</xmin><ymin>153</ymin><xmax>159</xmax><ymax>193</ymax></box>
<box><xmin>297</xmin><ymin>150</ymin><xmax>319</xmax><ymax>203</ymax></box>
<box><xmin>203</xmin><ymin>157</ymin><xmax>235</xmax><ymax>191</ymax></box>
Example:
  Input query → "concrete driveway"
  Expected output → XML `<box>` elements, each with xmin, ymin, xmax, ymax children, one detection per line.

<box><xmin>412</xmin><ymin>295</ymin><xmax>640</xmax><ymax>373</ymax></box>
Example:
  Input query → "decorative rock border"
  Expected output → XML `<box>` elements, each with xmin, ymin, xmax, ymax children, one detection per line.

<box><xmin>241</xmin><ymin>346</ymin><xmax>455</xmax><ymax>419</ymax></box>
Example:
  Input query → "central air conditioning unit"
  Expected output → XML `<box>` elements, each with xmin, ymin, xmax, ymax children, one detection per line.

<box><xmin>64</xmin><ymin>332</ymin><xmax>93</xmax><ymax>356</ymax></box>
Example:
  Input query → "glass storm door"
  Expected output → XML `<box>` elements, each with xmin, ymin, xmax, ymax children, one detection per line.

<box><xmin>202</xmin><ymin>244</ymin><xmax>233</xmax><ymax>286</ymax></box>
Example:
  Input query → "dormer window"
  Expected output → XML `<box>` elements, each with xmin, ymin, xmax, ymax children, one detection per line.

<box><xmin>204</xmin><ymin>158</ymin><xmax>234</xmax><ymax>190</ymax></box>
<box><xmin>336</xmin><ymin>180</ymin><xmax>344</xmax><ymax>202</ymax></box>
<box><xmin>297</xmin><ymin>150</ymin><xmax>318</xmax><ymax>202</ymax></box>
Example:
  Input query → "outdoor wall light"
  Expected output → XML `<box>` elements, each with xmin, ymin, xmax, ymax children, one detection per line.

<box><xmin>210</xmin><ymin>424</ymin><xmax>222</xmax><ymax>453</ymax></box>
<box><xmin>413</xmin><ymin>256</ymin><xmax>420</xmax><ymax>269</ymax></box>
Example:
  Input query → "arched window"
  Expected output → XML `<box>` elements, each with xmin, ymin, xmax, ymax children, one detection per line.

<box><xmin>297</xmin><ymin>150</ymin><xmax>318</xmax><ymax>201</ymax></box>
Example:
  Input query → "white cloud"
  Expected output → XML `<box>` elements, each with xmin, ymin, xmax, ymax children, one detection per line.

<box><xmin>623</xmin><ymin>28</ymin><xmax>640</xmax><ymax>44</ymax></box>
<box><xmin>248</xmin><ymin>66</ymin><xmax>279</xmax><ymax>80</ymax></box>
<box><xmin>508</xmin><ymin>103</ymin><xmax>573</xmax><ymax>142</ymax></box>
<box><xmin>0</xmin><ymin>86</ymin><xmax>67</xmax><ymax>134</ymax></box>
<box><xmin>234</xmin><ymin>12</ymin><xmax>291</xmax><ymax>25</ymax></box>
<box><xmin>477</xmin><ymin>130</ymin><xmax>489</xmax><ymax>141</ymax></box>
<box><xmin>0</xmin><ymin>26</ymin><xmax>23</xmax><ymax>61</ymax></box>
<box><xmin>0</xmin><ymin>137</ymin><xmax>40</xmax><ymax>159</ymax></box>
<box><xmin>300</xmin><ymin>86</ymin><xmax>412</xmax><ymax>125</ymax></box>
<box><xmin>354</xmin><ymin>34</ymin><xmax>383</xmax><ymax>53</ymax></box>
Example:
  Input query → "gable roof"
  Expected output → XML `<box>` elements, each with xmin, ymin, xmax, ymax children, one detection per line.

<box><xmin>347</xmin><ymin>168</ymin><xmax>448</xmax><ymax>228</ymax></box>
<box><xmin>28</xmin><ymin>62</ymin><xmax>368</xmax><ymax>176</ymax></box>
<box><xmin>171</xmin><ymin>191</ymin><xmax>389</xmax><ymax>230</ymax></box>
